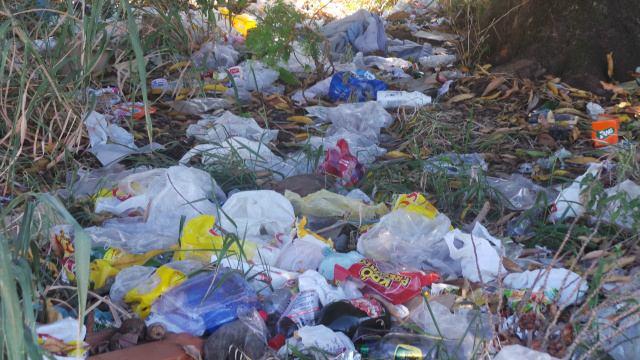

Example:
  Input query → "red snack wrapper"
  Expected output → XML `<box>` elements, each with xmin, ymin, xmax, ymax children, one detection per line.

<box><xmin>334</xmin><ymin>258</ymin><xmax>440</xmax><ymax>304</ymax></box>
<box><xmin>317</xmin><ymin>139</ymin><xmax>366</xmax><ymax>187</ymax></box>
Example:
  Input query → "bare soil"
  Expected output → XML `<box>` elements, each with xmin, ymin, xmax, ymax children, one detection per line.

<box><xmin>482</xmin><ymin>0</ymin><xmax>640</xmax><ymax>95</ymax></box>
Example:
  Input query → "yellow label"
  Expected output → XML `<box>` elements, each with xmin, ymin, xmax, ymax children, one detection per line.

<box><xmin>394</xmin><ymin>344</ymin><xmax>422</xmax><ymax>359</ymax></box>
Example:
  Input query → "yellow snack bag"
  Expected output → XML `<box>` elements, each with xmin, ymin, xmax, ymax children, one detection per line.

<box><xmin>393</xmin><ymin>192</ymin><xmax>438</xmax><ymax>219</ymax></box>
<box><xmin>125</xmin><ymin>266</ymin><xmax>187</xmax><ymax>319</ymax></box>
<box><xmin>393</xmin><ymin>192</ymin><xmax>453</xmax><ymax>230</ymax></box>
<box><xmin>88</xmin><ymin>259</ymin><xmax>120</xmax><ymax>289</ymax></box>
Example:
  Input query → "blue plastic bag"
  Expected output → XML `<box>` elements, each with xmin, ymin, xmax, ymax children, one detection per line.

<box><xmin>328</xmin><ymin>70</ymin><xmax>387</xmax><ymax>102</ymax></box>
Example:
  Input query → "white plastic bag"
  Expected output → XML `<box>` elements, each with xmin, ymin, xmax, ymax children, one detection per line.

<box><xmin>299</xmin><ymin>269</ymin><xmax>347</xmax><ymax>306</ymax></box>
<box><xmin>444</xmin><ymin>224</ymin><xmax>506</xmax><ymax>282</ymax></box>
<box><xmin>186</xmin><ymin>111</ymin><xmax>278</xmax><ymax>144</ymax></box>
<box><xmin>275</xmin><ymin>234</ymin><xmax>329</xmax><ymax>272</ymax></box>
<box><xmin>220</xmin><ymin>190</ymin><xmax>295</xmax><ymax>237</ymax></box>
<box><xmin>549</xmin><ymin>162</ymin><xmax>606</xmax><ymax>222</ymax></box>
<box><xmin>494</xmin><ymin>345</ymin><xmax>560</xmax><ymax>360</ymax></box>
<box><xmin>503</xmin><ymin>268</ymin><xmax>587</xmax><ymax>306</ymax></box>
<box><xmin>297</xmin><ymin>325</ymin><xmax>355</xmax><ymax>355</ymax></box>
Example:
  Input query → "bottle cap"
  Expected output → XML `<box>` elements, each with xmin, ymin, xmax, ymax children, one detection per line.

<box><xmin>268</xmin><ymin>333</ymin><xmax>286</xmax><ymax>350</ymax></box>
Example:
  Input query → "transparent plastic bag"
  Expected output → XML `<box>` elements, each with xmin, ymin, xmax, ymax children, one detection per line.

<box><xmin>325</xmin><ymin>101</ymin><xmax>392</xmax><ymax>142</ymax></box>
<box><xmin>147</xmin><ymin>269</ymin><xmax>259</xmax><ymax>336</ymax></box>
<box><xmin>487</xmin><ymin>174</ymin><xmax>549</xmax><ymax>211</ymax></box>
<box><xmin>408</xmin><ymin>301</ymin><xmax>490</xmax><ymax>359</ymax></box>
<box><xmin>186</xmin><ymin>111</ymin><xmax>278</xmax><ymax>144</ymax></box>
<box><xmin>192</xmin><ymin>42</ymin><xmax>239</xmax><ymax>70</ymax></box>
<box><xmin>423</xmin><ymin>153</ymin><xmax>487</xmax><ymax>175</ymax></box>
<box><xmin>275</xmin><ymin>234</ymin><xmax>329</xmax><ymax>272</ymax></box>
<box><xmin>203</xmin><ymin>307</ymin><xmax>269</xmax><ymax>360</ymax></box>
<box><xmin>356</xmin><ymin>209</ymin><xmax>457</xmax><ymax>276</ymax></box>
<box><xmin>109</xmin><ymin>261</ymin><xmax>202</xmax><ymax>309</ymax></box>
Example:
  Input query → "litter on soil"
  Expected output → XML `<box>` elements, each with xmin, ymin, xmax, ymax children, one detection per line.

<box><xmin>2</xmin><ymin>0</ymin><xmax>640</xmax><ymax>360</ymax></box>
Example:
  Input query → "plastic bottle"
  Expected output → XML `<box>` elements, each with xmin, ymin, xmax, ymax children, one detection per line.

<box><xmin>147</xmin><ymin>269</ymin><xmax>259</xmax><ymax>336</ymax></box>
<box><xmin>376</xmin><ymin>91</ymin><xmax>431</xmax><ymax>108</ymax></box>
<box><xmin>316</xmin><ymin>297</ymin><xmax>391</xmax><ymax>338</ymax></box>
<box><xmin>358</xmin><ymin>333</ymin><xmax>439</xmax><ymax>359</ymax></box>
<box><xmin>418</xmin><ymin>54</ymin><xmax>457</xmax><ymax>68</ymax></box>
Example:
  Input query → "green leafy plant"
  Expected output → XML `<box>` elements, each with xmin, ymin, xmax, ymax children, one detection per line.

<box><xmin>245</xmin><ymin>0</ymin><xmax>324</xmax><ymax>68</ymax></box>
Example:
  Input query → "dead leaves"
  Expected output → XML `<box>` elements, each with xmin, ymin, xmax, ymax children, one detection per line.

<box><xmin>601</xmin><ymin>81</ymin><xmax>629</xmax><ymax>95</ymax></box>
<box><xmin>446</xmin><ymin>93</ymin><xmax>475</xmax><ymax>105</ymax></box>
<box><xmin>482</xmin><ymin>76</ymin><xmax>506</xmax><ymax>96</ymax></box>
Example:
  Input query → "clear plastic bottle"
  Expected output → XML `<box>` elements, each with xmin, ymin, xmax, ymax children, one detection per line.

<box><xmin>358</xmin><ymin>333</ymin><xmax>439</xmax><ymax>359</ymax></box>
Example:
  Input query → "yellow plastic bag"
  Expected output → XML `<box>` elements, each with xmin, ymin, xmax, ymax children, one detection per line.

<box><xmin>125</xmin><ymin>266</ymin><xmax>187</xmax><ymax>319</ymax></box>
<box><xmin>88</xmin><ymin>259</ymin><xmax>120</xmax><ymax>289</ymax></box>
<box><xmin>219</xmin><ymin>8</ymin><xmax>257</xmax><ymax>36</ymax></box>
<box><xmin>285</xmin><ymin>190</ymin><xmax>389</xmax><ymax>221</ymax></box>
<box><xmin>175</xmin><ymin>215</ymin><xmax>280</xmax><ymax>265</ymax></box>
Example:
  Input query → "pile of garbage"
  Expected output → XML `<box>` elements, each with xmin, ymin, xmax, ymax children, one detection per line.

<box><xmin>17</xmin><ymin>0</ymin><xmax>640</xmax><ymax>359</ymax></box>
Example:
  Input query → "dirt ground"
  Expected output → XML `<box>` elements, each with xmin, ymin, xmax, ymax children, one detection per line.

<box><xmin>482</xmin><ymin>0</ymin><xmax>640</xmax><ymax>95</ymax></box>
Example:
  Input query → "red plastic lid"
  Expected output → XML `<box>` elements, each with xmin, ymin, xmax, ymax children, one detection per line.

<box><xmin>268</xmin><ymin>333</ymin><xmax>286</xmax><ymax>350</ymax></box>
<box><xmin>258</xmin><ymin>310</ymin><xmax>268</xmax><ymax>322</ymax></box>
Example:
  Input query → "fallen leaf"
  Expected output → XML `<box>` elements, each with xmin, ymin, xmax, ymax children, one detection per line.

<box><xmin>552</xmin><ymin>170</ymin><xmax>570</xmax><ymax>177</ymax></box>
<box><xmin>478</xmin><ymin>91</ymin><xmax>501</xmax><ymax>101</ymax></box>
<box><xmin>482</xmin><ymin>76</ymin><xmax>506</xmax><ymax>96</ymax></box>
<box><xmin>565</xmin><ymin>156</ymin><xmax>600</xmax><ymax>164</ymax></box>
<box><xmin>607</xmin><ymin>52</ymin><xmax>614</xmax><ymax>79</ymax></box>
<box><xmin>601</xmin><ymin>81</ymin><xmax>629</xmax><ymax>95</ymax></box>
<box><xmin>537</xmin><ymin>133</ymin><xmax>556</xmax><ymax>147</ymax></box>
<box><xmin>286</xmin><ymin>116</ymin><xmax>313</xmax><ymax>124</ymax></box>
<box><xmin>446</xmin><ymin>93</ymin><xmax>475</xmax><ymax>105</ymax></box>
<box><xmin>183</xmin><ymin>345</ymin><xmax>202</xmax><ymax>360</ymax></box>
<box><xmin>547</xmin><ymin>82</ymin><xmax>558</xmax><ymax>96</ymax></box>
<box><xmin>386</xmin><ymin>151</ymin><xmax>413</xmax><ymax>159</ymax></box>
<box><xmin>604</xmin><ymin>275</ymin><xmax>631</xmax><ymax>283</ymax></box>
<box><xmin>582</xmin><ymin>250</ymin><xmax>612</xmax><ymax>261</ymax></box>
<box><xmin>503</xmin><ymin>258</ymin><xmax>524</xmax><ymax>273</ymax></box>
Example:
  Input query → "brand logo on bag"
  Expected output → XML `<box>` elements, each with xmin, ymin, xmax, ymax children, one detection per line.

<box><xmin>596</xmin><ymin>127</ymin><xmax>615</xmax><ymax>139</ymax></box>
<box><xmin>358</xmin><ymin>259</ymin><xmax>411</xmax><ymax>288</ymax></box>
